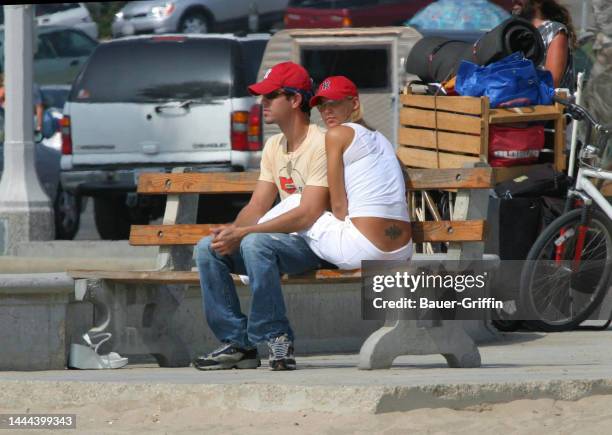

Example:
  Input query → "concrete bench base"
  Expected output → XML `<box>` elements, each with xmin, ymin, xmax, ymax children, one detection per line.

<box><xmin>72</xmin><ymin>277</ymin><xmax>498</xmax><ymax>368</ymax></box>
<box><xmin>0</xmin><ymin>273</ymin><xmax>77</xmax><ymax>370</ymax></box>
<box><xmin>0</xmin><ymin>272</ymin><xmax>497</xmax><ymax>371</ymax></box>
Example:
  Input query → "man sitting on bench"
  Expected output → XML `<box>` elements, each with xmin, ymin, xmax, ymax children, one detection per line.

<box><xmin>193</xmin><ymin>62</ymin><xmax>329</xmax><ymax>371</ymax></box>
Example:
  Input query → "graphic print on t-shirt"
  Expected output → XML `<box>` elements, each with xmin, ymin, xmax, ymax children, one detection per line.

<box><xmin>279</xmin><ymin>162</ymin><xmax>305</xmax><ymax>195</ymax></box>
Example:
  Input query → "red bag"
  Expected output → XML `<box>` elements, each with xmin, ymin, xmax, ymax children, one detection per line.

<box><xmin>488</xmin><ymin>124</ymin><xmax>544</xmax><ymax>167</ymax></box>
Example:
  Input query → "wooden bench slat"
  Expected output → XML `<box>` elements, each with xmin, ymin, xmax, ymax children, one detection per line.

<box><xmin>136</xmin><ymin>168</ymin><xmax>493</xmax><ymax>196</ymax></box>
<box><xmin>68</xmin><ymin>269</ymin><xmax>362</xmax><ymax>284</ymax></box>
<box><xmin>130</xmin><ymin>220</ymin><xmax>487</xmax><ymax>246</ymax></box>
<box><xmin>412</xmin><ymin>220</ymin><xmax>486</xmax><ymax>242</ymax></box>
<box><xmin>138</xmin><ymin>172</ymin><xmax>259</xmax><ymax>194</ymax></box>
<box><xmin>129</xmin><ymin>224</ymin><xmax>214</xmax><ymax>245</ymax></box>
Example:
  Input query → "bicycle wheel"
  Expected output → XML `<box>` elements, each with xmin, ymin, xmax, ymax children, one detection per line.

<box><xmin>520</xmin><ymin>208</ymin><xmax>612</xmax><ymax>331</ymax></box>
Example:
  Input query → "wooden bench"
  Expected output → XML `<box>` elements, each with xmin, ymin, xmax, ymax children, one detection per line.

<box><xmin>69</xmin><ymin>164</ymin><xmax>498</xmax><ymax>369</ymax></box>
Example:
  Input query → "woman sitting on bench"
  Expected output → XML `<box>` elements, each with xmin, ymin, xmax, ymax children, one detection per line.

<box><xmin>260</xmin><ymin>76</ymin><xmax>413</xmax><ymax>269</ymax></box>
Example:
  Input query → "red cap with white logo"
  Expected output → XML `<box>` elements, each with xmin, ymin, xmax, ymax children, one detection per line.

<box><xmin>309</xmin><ymin>76</ymin><xmax>358</xmax><ymax>107</ymax></box>
<box><xmin>248</xmin><ymin>62</ymin><xmax>312</xmax><ymax>95</ymax></box>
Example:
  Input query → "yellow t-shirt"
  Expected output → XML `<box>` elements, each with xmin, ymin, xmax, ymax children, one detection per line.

<box><xmin>259</xmin><ymin>123</ymin><xmax>328</xmax><ymax>200</ymax></box>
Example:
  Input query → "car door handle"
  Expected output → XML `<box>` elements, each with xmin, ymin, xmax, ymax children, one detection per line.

<box><xmin>70</xmin><ymin>60</ymin><xmax>79</xmax><ymax>66</ymax></box>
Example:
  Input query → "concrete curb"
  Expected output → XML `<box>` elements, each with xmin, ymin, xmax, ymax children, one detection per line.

<box><xmin>0</xmin><ymin>257</ymin><xmax>157</xmax><ymax>274</ymax></box>
<box><xmin>2</xmin><ymin>378</ymin><xmax>612</xmax><ymax>414</ymax></box>
<box><xmin>0</xmin><ymin>272</ymin><xmax>73</xmax><ymax>294</ymax></box>
<box><xmin>14</xmin><ymin>241</ymin><xmax>158</xmax><ymax>258</ymax></box>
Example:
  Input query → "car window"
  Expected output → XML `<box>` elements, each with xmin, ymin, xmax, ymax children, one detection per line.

<box><xmin>301</xmin><ymin>47</ymin><xmax>390</xmax><ymax>91</ymax></box>
<box><xmin>46</xmin><ymin>30</ymin><xmax>97</xmax><ymax>58</ymax></box>
<box><xmin>70</xmin><ymin>38</ymin><xmax>235</xmax><ymax>103</ymax></box>
<box><xmin>35</xmin><ymin>35</ymin><xmax>58</xmax><ymax>60</ymax></box>
<box><xmin>35</xmin><ymin>3</ymin><xmax>81</xmax><ymax>17</ymax></box>
<box><xmin>237</xmin><ymin>41</ymin><xmax>267</xmax><ymax>95</ymax></box>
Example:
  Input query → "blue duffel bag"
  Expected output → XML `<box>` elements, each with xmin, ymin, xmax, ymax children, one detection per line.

<box><xmin>456</xmin><ymin>52</ymin><xmax>555</xmax><ymax>108</ymax></box>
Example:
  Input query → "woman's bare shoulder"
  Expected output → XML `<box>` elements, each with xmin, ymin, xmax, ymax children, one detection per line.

<box><xmin>325</xmin><ymin>125</ymin><xmax>354</xmax><ymax>143</ymax></box>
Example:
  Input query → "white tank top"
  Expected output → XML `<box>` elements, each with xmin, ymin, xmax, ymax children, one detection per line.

<box><xmin>342</xmin><ymin>123</ymin><xmax>410</xmax><ymax>222</ymax></box>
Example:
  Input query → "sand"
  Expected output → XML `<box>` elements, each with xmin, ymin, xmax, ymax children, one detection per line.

<box><xmin>2</xmin><ymin>393</ymin><xmax>612</xmax><ymax>434</ymax></box>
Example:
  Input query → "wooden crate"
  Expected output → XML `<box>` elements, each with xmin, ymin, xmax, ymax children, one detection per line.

<box><xmin>397</xmin><ymin>91</ymin><xmax>567</xmax><ymax>181</ymax></box>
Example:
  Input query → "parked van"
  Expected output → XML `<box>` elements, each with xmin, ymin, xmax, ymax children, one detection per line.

<box><xmin>257</xmin><ymin>27</ymin><xmax>422</xmax><ymax>145</ymax></box>
<box><xmin>60</xmin><ymin>33</ymin><xmax>269</xmax><ymax>239</ymax></box>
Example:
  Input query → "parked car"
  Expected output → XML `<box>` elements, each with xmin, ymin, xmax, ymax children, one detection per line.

<box><xmin>0</xmin><ymin>26</ymin><xmax>98</xmax><ymax>85</ymax></box>
<box><xmin>112</xmin><ymin>0</ymin><xmax>288</xmax><ymax>37</ymax></box>
<box><xmin>284</xmin><ymin>0</ymin><xmax>515</xmax><ymax>29</ymax></box>
<box><xmin>35</xmin><ymin>3</ymin><xmax>99</xmax><ymax>40</ymax></box>
<box><xmin>0</xmin><ymin>105</ymin><xmax>82</xmax><ymax>240</ymax></box>
<box><xmin>60</xmin><ymin>33</ymin><xmax>269</xmax><ymax>240</ymax></box>
<box><xmin>0</xmin><ymin>3</ymin><xmax>98</xmax><ymax>40</ymax></box>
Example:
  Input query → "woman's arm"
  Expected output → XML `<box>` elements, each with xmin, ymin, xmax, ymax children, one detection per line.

<box><xmin>546</xmin><ymin>31</ymin><xmax>569</xmax><ymax>88</ymax></box>
<box><xmin>325</xmin><ymin>126</ymin><xmax>354</xmax><ymax>220</ymax></box>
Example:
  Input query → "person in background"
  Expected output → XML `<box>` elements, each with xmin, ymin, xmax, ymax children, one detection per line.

<box><xmin>33</xmin><ymin>82</ymin><xmax>43</xmax><ymax>135</ymax></box>
<box><xmin>0</xmin><ymin>73</ymin><xmax>45</xmax><ymax>136</ymax></box>
<box><xmin>512</xmin><ymin>0</ymin><xmax>576</xmax><ymax>90</ymax></box>
<box><xmin>582</xmin><ymin>0</ymin><xmax>612</xmax><ymax>170</ymax></box>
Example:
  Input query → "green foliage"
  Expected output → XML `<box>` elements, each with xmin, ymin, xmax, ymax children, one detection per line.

<box><xmin>84</xmin><ymin>2</ymin><xmax>128</xmax><ymax>40</ymax></box>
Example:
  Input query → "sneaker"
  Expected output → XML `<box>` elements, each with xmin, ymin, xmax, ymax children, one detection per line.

<box><xmin>267</xmin><ymin>334</ymin><xmax>296</xmax><ymax>371</ymax></box>
<box><xmin>193</xmin><ymin>343</ymin><xmax>260</xmax><ymax>370</ymax></box>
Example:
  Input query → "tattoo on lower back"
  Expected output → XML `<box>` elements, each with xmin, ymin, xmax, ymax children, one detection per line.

<box><xmin>385</xmin><ymin>225</ymin><xmax>402</xmax><ymax>240</ymax></box>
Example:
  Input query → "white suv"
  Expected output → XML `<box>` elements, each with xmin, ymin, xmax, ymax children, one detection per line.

<box><xmin>60</xmin><ymin>33</ymin><xmax>269</xmax><ymax>239</ymax></box>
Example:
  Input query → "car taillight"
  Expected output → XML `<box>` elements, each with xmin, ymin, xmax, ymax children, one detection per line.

<box><xmin>231</xmin><ymin>111</ymin><xmax>249</xmax><ymax>151</ymax></box>
<box><xmin>247</xmin><ymin>104</ymin><xmax>262</xmax><ymax>151</ymax></box>
<box><xmin>342</xmin><ymin>16</ymin><xmax>352</xmax><ymax>27</ymax></box>
<box><xmin>60</xmin><ymin>116</ymin><xmax>72</xmax><ymax>155</ymax></box>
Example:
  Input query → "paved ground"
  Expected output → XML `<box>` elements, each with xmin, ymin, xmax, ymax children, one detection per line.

<box><xmin>1</xmin><ymin>328</ymin><xmax>612</xmax><ymax>413</ymax></box>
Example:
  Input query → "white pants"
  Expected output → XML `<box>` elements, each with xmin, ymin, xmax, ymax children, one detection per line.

<box><xmin>258</xmin><ymin>194</ymin><xmax>413</xmax><ymax>270</ymax></box>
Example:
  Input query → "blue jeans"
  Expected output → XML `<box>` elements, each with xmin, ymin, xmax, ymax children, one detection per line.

<box><xmin>195</xmin><ymin>233</ymin><xmax>324</xmax><ymax>348</ymax></box>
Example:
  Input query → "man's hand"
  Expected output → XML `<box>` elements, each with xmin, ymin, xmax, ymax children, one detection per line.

<box><xmin>211</xmin><ymin>224</ymin><xmax>247</xmax><ymax>256</ymax></box>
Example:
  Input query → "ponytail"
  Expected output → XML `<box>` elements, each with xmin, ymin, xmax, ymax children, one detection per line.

<box><xmin>349</xmin><ymin>100</ymin><xmax>375</xmax><ymax>131</ymax></box>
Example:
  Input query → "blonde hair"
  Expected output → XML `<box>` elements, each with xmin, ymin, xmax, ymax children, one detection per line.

<box><xmin>349</xmin><ymin>101</ymin><xmax>364</xmax><ymax>123</ymax></box>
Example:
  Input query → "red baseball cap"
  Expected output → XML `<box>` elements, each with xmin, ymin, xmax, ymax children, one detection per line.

<box><xmin>309</xmin><ymin>76</ymin><xmax>358</xmax><ymax>107</ymax></box>
<box><xmin>248</xmin><ymin>62</ymin><xmax>312</xmax><ymax>95</ymax></box>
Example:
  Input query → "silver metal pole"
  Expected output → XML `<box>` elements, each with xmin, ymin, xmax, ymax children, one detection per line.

<box><xmin>568</xmin><ymin>72</ymin><xmax>585</xmax><ymax>178</ymax></box>
<box><xmin>0</xmin><ymin>5</ymin><xmax>53</xmax><ymax>255</ymax></box>
<box><xmin>581</xmin><ymin>0</ymin><xmax>588</xmax><ymax>35</ymax></box>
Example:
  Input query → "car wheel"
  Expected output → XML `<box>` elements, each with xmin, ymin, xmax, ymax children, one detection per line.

<box><xmin>93</xmin><ymin>195</ymin><xmax>132</xmax><ymax>240</ymax></box>
<box><xmin>54</xmin><ymin>184</ymin><xmax>81</xmax><ymax>240</ymax></box>
<box><xmin>94</xmin><ymin>195</ymin><xmax>150</xmax><ymax>240</ymax></box>
<box><xmin>179</xmin><ymin>11</ymin><xmax>210</xmax><ymax>34</ymax></box>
